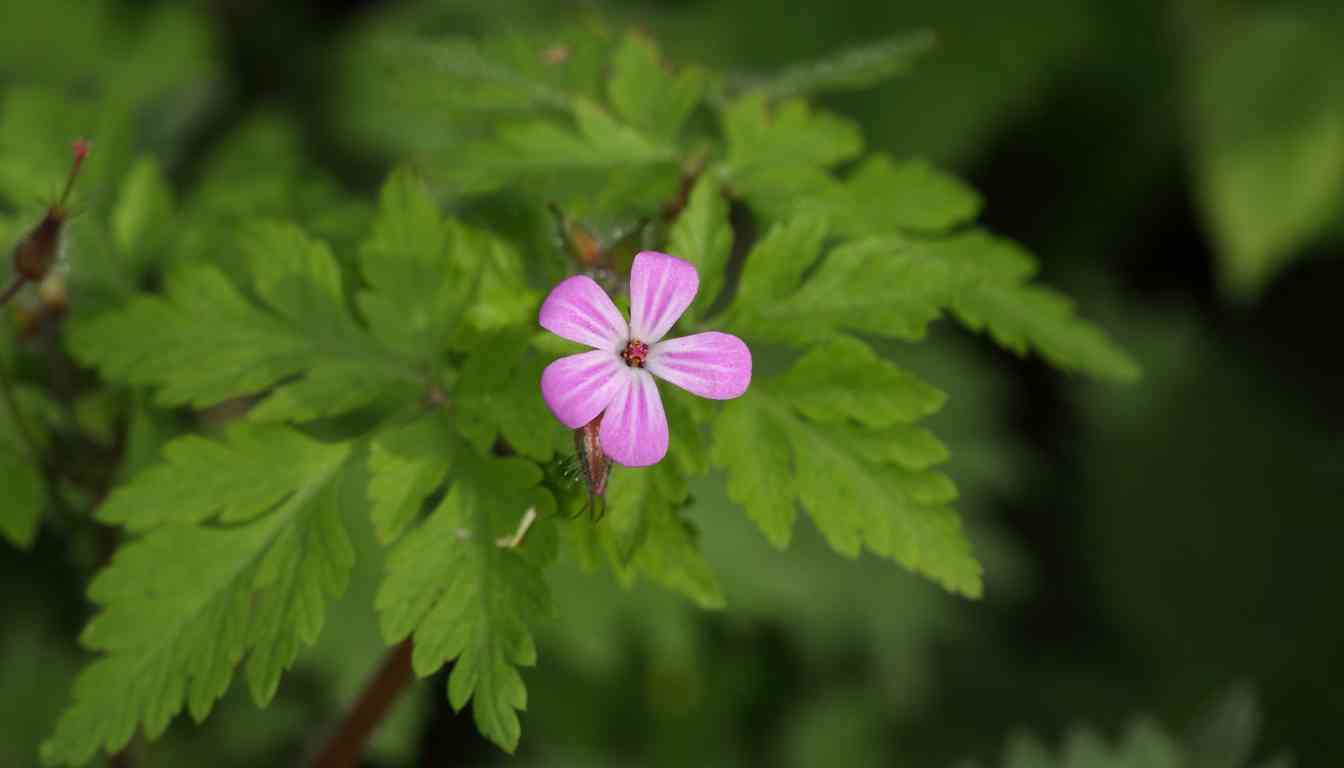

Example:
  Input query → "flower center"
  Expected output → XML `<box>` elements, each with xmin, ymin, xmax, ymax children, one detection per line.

<box><xmin>620</xmin><ymin>339</ymin><xmax>650</xmax><ymax>368</ymax></box>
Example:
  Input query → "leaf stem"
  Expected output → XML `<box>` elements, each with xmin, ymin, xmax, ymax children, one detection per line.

<box><xmin>0</xmin><ymin>275</ymin><xmax>24</xmax><ymax>305</ymax></box>
<box><xmin>310</xmin><ymin>640</ymin><xmax>415</xmax><ymax>768</ymax></box>
<box><xmin>496</xmin><ymin>506</ymin><xmax>538</xmax><ymax>549</ymax></box>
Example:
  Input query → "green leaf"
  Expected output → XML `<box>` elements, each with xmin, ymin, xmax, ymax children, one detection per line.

<box><xmin>336</xmin><ymin>26</ymin><xmax>610</xmax><ymax>161</ymax></box>
<box><xmin>42</xmin><ymin>426</ymin><xmax>355</xmax><ymax>765</ymax></box>
<box><xmin>667</xmin><ymin>176</ymin><xmax>734</xmax><ymax>318</ymax></box>
<box><xmin>0</xmin><ymin>450</ymin><xmax>43</xmax><ymax>548</ymax></box>
<box><xmin>367</xmin><ymin>412</ymin><xmax>456</xmax><ymax>545</ymax></box>
<box><xmin>724</xmin><ymin>94</ymin><xmax>864</xmax><ymax>172</ymax></box>
<box><xmin>712</xmin><ymin>338</ymin><xmax>979</xmax><ymax>596</ymax></box>
<box><xmin>773</xmin><ymin>336</ymin><xmax>946</xmax><ymax>426</ymax></box>
<box><xmin>797</xmin><ymin>154</ymin><xmax>981</xmax><ymax>236</ymax></box>
<box><xmin>97</xmin><ymin>426</ymin><xmax>350</xmax><ymax>531</ymax></box>
<box><xmin>728</xmin><ymin>232</ymin><xmax>954</xmax><ymax>344</ymax></box>
<box><xmin>951</xmin><ymin>279</ymin><xmax>1140</xmax><ymax>381</ymax></box>
<box><xmin>608</xmin><ymin>32</ymin><xmax>706</xmax><ymax>142</ymax></box>
<box><xmin>931</xmin><ymin>232</ymin><xmax>1138</xmax><ymax>380</ymax></box>
<box><xmin>455</xmin><ymin>328</ymin><xmax>565</xmax><ymax>463</ymax></box>
<box><xmin>710</xmin><ymin>394</ymin><xmax>795</xmax><ymax>547</ymax></box>
<box><xmin>460</xmin><ymin>222</ymin><xmax>541</xmax><ymax>335</ymax></box>
<box><xmin>1192</xmin><ymin>11</ymin><xmax>1344</xmax><ymax>300</ymax></box>
<box><xmin>733</xmin><ymin>29</ymin><xmax>937</xmax><ymax>101</ymax></box>
<box><xmin>0</xmin><ymin>385</ymin><xmax>56</xmax><ymax>549</ymax></box>
<box><xmin>605</xmin><ymin>468</ymin><xmax>726</xmax><ymax>609</ymax></box>
<box><xmin>376</xmin><ymin>447</ymin><xmax>552</xmax><ymax>752</ymax></box>
<box><xmin>592</xmin><ymin>390</ymin><xmax>723</xmax><ymax>607</ymax></box>
<box><xmin>720</xmin><ymin>94</ymin><xmax>862</xmax><ymax>216</ymax></box>
<box><xmin>446</xmin><ymin>99</ymin><xmax>678</xmax><ymax>196</ymax></box>
<box><xmin>359</xmin><ymin>168</ymin><xmax>474</xmax><ymax>361</ymax></box>
<box><xmin>111</xmin><ymin>156</ymin><xmax>175</xmax><ymax>274</ymax></box>
<box><xmin>727</xmin><ymin>226</ymin><xmax>1138</xmax><ymax>379</ymax></box>
<box><xmin>730</xmin><ymin>214</ymin><xmax>830</xmax><ymax>318</ymax></box>
<box><xmin>71</xmin><ymin>222</ymin><xmax>415</xmax><ymax>420</ymax></box>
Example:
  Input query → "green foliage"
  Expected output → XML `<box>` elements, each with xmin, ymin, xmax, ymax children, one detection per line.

<box><xmin>608</xmin><ymin>32</ymin><xmax>707</xmax><ymax>142</ymax></box>
<box><xmin>975</xmin><ymin>688</ymin><xmax>1291</xmax><ymax>768</ymax></box>
<box><xmin>376</xmin><ymin>446</ymin><xmax>554</xmax><ymax>752</ymax></box>
<box><xmin>1191</xmin><ymin>9</ymin><xmax>1344</xmax><ymax>299</ymax></box>
<box><xmin>0</xmin><ymin>331</ymin><xmax>59</xmax><ymax>548</ymax></box>
<box><xmin>71</xmin><ymin>223</ymin><xmax>413</xmax><ymax>421</ymax></box>
<box><xmin>797</xmin><ymin>154</ymin><xmax>982</xmax><ymax>236</ymax></box>
<box><xmin>40</xmin><ymin>426</ymin><xmax>357</xmax><ymax>765</ymax></box>
<box><xmin>667</xmin><ymin>176</ymin><xmax>734</xmax><ymax>317</ymax></box>
<box><xmin>367</xmin><ymin>414</ymin><xmax>457</xmax><ymax>545</ymax></box>
<box><xmin>732</xmin><ymin>29</ymin><xmax>938</xmax><ymax>101</ymax></box>
<box><xmin>0</xmin><ymin>387</ymin><xmax>47</xmax><ymax>548</ymax></box>
<box><xmin>713</xmin><ymin>337</ymin><xmax>980</xmax><ymax>596</ymax></box>
<box><xmin>2</xmin><ymin>8</ymin><xmax>1147</xmax><ymax>763</ymax></box>
<box><xmin>455</xmin><ymin>328</ymin><xmax>566</xmax><ymax>462</ymax></box>
<box><xmin>725</xmin><ymin>225</ymin><xmax>1138</xmax><ymax>380</ymax></box>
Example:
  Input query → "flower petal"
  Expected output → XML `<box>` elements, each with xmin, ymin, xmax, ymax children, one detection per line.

<box><xmin>628</xmin><ymin>251</ymin><xmax>699</xmax><ymax>343</ymax></box>
<box><xmin>540</xmin><ymin>350</ymin><xmax>625</xmax><ymax>428</ymax></box>
<box><xmin>538</xmin><ymin>275</ymin><xmax>628</xmax><ymax>350</ymax></box>
<box><xmin>646</xmin><ymin>331</ymin><xmax>752</xmax><ymax>400</ymax></box>
<box><xmin>599</xmin><ymin>368</ymin><xmax>669</xmax><ymax>467</ymax></box>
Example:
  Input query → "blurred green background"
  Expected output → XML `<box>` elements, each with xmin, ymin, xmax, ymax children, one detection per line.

<box><xmin>2</xmin><ymin>0</ymin><xmax>1341</xmax><ymax>765</ymax></box>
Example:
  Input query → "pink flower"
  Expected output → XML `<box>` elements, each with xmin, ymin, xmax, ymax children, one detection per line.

<box><xmin>539</xmin><ymin>251</ymin><xmax>752</xmax><ymax>467</ymax></box>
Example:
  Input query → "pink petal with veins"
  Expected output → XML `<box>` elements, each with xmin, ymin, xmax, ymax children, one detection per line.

<box><xmin>538</xmin><ymin>275</ymin><xmax>628</xmax><ymax>350</ymax></box>
<box><xmin>540</xmin><ymin>350</ymin><xmax>626</xmax><ymax>428</ymax></box>
<box><xmin>628</xmin><ymin>251</ymin><xmax>699</xmax><ymax>344</ymax></box>
<box><xmin>599</xmin><ymin>368</ymin><xmax>669</xmax><ymax>467</ymax></box>
<box><xmin>646</xmin><ymin>331</ymin><xmax>752</xmax><ymax>400</ymax></box>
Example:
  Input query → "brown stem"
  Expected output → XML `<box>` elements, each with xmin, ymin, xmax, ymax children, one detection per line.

<box><xmin>310</xmin><ymin>640</ymin><xmax>415</xmax><ymax>768</ymax></box>
<box><xmin>0</xmin><ymin>275</ymin><xmax>24</xmax><ymax>305</ymax></box>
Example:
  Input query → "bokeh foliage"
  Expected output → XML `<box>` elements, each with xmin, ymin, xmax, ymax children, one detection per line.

<box><xmin>1</xmin><ymin>0</ymin><xmax>1338</xmax><ymax>766</ymax></box>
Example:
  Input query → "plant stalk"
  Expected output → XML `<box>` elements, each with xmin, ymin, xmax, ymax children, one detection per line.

<box><xmin>0</xmin><ymin>275</ymin><xmax>23</xmax><ymax>305</ymax></box>
<box><xmin>310</xmin><ymin>640</ymin><xmax>415</xmax><ymax>768</ymax></box>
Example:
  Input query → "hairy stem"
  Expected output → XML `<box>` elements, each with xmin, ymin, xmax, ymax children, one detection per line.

<box><xmin>310</xmin><ymin>640</ymin><xmax>415</xmax><ymax>768</ymax></box>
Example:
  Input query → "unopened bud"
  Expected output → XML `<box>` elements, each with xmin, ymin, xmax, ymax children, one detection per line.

<box><xmin>574</xmin><ymin>414</ymin><xmax>611</xmax><ymax>513</ymax></box>
<box><xmin>9</xmin><ymin>138</ymin><xmax>88</xmax><ymax>285</ymax></box>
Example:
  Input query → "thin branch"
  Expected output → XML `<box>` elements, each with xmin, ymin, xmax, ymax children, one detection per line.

<box><xmin>0</xmin><ymin>275</ymin><xmax>24</xmax><ymax>305</ymax></box>
<box><xmin>310</xmin><ymin>640</ymin><xmax>416</xmax><ymax>768</ymax></box>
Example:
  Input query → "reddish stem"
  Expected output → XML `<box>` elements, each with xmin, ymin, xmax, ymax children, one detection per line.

<box><xmin>58</xmin><ymin>138</ymin><xmax>90</xmax><ymax>209</ymax></box>
<box><xmin>310</xmin><ymin>640</ymin><xmax>415</xmax><ymax>768</ymax></box>
<box><xmin>0</xmin><ymin>275</ymin><xmax>23</xmax><ymax>305</ymax></box>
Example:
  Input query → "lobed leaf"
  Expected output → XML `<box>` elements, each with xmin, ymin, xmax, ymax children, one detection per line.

<box><xmin>455</xmin><ymin>328</ymin><xmax>566</xmax><ymax>463</ymax></box>
<box><xmin>667</xmin><ymin>176</ymin><xmax>734</xmax><ymax>319</ymax></box>
<box><xmin>712</xmin><ymin>338</ymin><xmax>979</xmax><ymax>596</ymax></box>
<box><xmin>796</xmin><ymin>154</ymin><xmax>982</xmax><ymax>236</ymax></box>
<box><xmin>727</xmin><ymin>225</ymin><xmax>1138</xmax><ymax>379</ymax></box>
<box><xmin>367</xmin><ymin>412</ymin><xmax>457</xmax><ymax>545</ymax></box>
<box><xmin>359</xmin><ymin>167</ymin><xmax>475</xmax><ymax>361</ymax></box>
<box><xmin>42</xmin><ymin>427</ymin><xmax>357</xmax><ymax>765</ymax></box>
<box><xmin>71</xmin><ymin>222</ymin><xmax>416</xmax><ymax>421</ymax></box>
<box><xmin>608</xmin><ymin>32</ymin><xmax>707</xmax><ymax>142</ymax></box>
<box><xmin>376</xmin><ymin>446</ymin><xmax>553</xmax><ymax>752</ymax></box>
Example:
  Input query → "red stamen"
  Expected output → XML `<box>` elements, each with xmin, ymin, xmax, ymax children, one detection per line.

<box><xmin>621</xmin><ymin>340</ymin><xmax>650</xmax><ymax>368</ymax></box>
